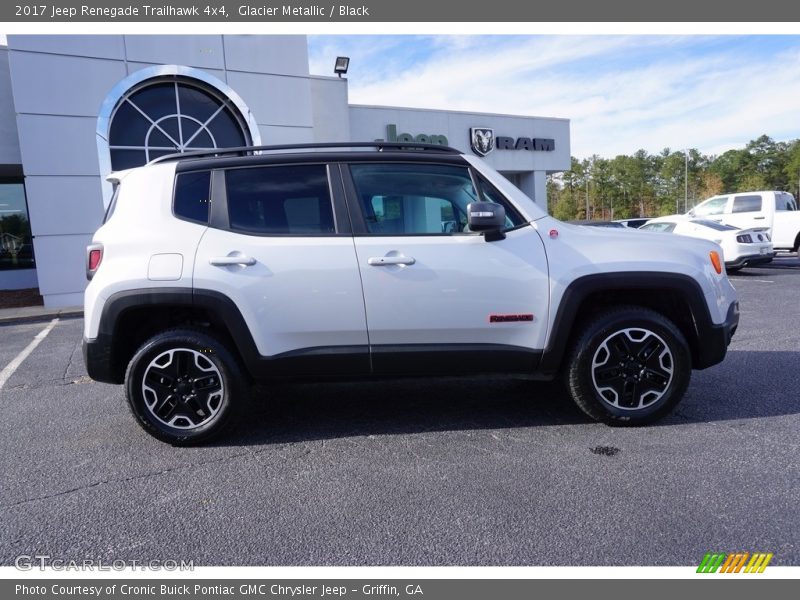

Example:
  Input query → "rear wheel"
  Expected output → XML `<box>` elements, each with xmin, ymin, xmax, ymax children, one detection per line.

<box><xmin>125</xmin><ymin>329</ymin><xmax>243</xmax><ymax>445</ymax></box>
<box><xmin>565</xmin><ymin>307</ymin><xmax>691</xmax><ymax>425</ymax></box>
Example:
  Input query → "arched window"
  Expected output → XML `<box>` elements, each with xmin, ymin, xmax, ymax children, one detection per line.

<box><xmin>107</xmin><ymin>77</ymin><xmax>253</xmax><ymax>170</ymax></box>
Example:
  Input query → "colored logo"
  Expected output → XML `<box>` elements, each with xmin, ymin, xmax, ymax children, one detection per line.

<box><xmin>697</xmin><ymin>552</ymin><xmax>773</xmax><ymax>573</ymax></box>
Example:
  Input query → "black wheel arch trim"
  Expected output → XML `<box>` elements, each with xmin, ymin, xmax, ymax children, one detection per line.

<box><xmin>538</xmin><ymin>271</ymin><xmax>731</xmax><ymax>377</ymax></box>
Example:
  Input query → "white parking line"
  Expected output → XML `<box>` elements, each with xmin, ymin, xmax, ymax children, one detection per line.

<box><xmin>0</xmin><ymin>318</ymin><xmax>59</xmax><ymax>394</ymax></box>
<box><xmin>730</xmin><ymin>278</ymin><xmax>774</xmax><ymax>283</ymax></box>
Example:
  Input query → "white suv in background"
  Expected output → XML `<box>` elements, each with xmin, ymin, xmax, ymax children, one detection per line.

<box><xmin>83</xmin><ymin>143</ymin><xmax>739</xmax><ymax>444</ymax></box>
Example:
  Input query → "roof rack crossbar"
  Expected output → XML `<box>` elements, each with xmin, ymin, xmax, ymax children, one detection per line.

<box><xmin>148</xmin><ymin>142</ymin><xmax>461</xmax><ymax>165</ymax></box>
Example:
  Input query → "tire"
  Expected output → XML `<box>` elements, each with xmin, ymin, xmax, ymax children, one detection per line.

<box><xmin>564</xmin><ymin>307</ymin><xmax>691</xmax><ymax>426</ymax></box>
<box><xmin>124</xmin><ymin>329</ymin><xmax>244</xmax><ymax>445</ymax></box>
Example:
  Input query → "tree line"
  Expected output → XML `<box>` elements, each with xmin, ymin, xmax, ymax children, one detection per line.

<box><xmin>546</xmin><ymin>135</ymin><xmax>800</xmax><ymax>221</ymax></box>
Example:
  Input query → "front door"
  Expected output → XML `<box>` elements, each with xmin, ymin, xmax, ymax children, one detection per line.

<box><xmin>344</xmin><ymin>161</ymin><xmax>550</xmax><ymax>375</ymax></box>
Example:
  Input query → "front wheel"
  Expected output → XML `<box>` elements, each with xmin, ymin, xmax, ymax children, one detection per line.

<box><xmin>125</xmin><ymin>329</ymin><xmax>244</xmax><ymax>445</ymax></box>
<box><xmin>565</xmin><ymin>307</ymin><xmax>691</xmax><ymax>425</ymax></box>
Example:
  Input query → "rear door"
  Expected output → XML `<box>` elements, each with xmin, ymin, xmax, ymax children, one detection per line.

<box><xmin>192</xmin><ymin>162</ymin><xmax>369</xmax><ymax>374</ymax></box>
<box><xmin>343</xmin><ymin>160</ymin><xmax>550</xmax><ymax>375</ymax></box>
<box><xmin>723</xmin><ymin>193</ymin><xmax>770</xmax><ymax>230</ymax></box>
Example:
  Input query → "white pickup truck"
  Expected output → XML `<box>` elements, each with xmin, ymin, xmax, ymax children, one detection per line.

<box><xmin>689</xmin><ymin>190</ymin><xmax>800</xmax><ymax>252</ymax></box>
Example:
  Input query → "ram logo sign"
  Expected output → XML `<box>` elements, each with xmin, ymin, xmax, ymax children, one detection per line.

<box><xmin>696</xmin><ymin>552</ymin><xmax>773</xmax><ymax>573</ymax></box>
<box><xmin>470</xmin><ymin>127</ymin><xmax>495</xmax><ymax>156</ymax></box>
<box><xmin>469</xmin><ymin>130</ymin><xmax>556</xmax><ymax>156</ymax></box>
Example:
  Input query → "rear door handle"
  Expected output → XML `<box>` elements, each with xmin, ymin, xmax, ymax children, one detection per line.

<box><xmin>367</xmin><ymin>256</ymin><xmax>416</xmax><ymax>266</ymax></box>
<box><xmin>209</xmin><ymin>255</ymin><xmax>256</xmax><ymax>266</ymax></box>
<box><xmin>754</xmin><ymin>216</ymin><xmax>766</xmax><ymax>220</ymax></box>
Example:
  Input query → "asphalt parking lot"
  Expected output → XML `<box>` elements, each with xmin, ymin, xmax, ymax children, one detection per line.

<box><xmin>1</xmin><ymin>256</ymin><xmax>798</xmax><ymax>567</ymax></box>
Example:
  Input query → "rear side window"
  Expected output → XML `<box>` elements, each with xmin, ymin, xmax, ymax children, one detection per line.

<box><xmin>225</xmin><ymin>165</ymin><xmax>335</xmax><ymax>235</ymax></box>
<box><xmin>174</xmin><ymin>171</ymin><xmax>211</xmax><ymax>224</ymax></box>
<box><xmin>731</xmin><ymin>195</ymin><xmax>762</xmax><ymax>213</ymax></box>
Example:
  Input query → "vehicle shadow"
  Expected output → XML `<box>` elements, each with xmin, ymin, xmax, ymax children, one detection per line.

<box><xmin>657</xmin><ymin>349</ymin><xmax>800</xmax><ymax>426</ymax></box>
<box><xmin>215</xmin><ymin>376</ymin><xmax>588</xmax><ymax>447</ymax></box>
<box><xmin>211</xmin><ymin>350</ymin><xmax>800</xmax><ymax>446</ymax></box>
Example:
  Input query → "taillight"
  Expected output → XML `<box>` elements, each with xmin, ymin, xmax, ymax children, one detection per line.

<box><xmin>86</xmin><ymin>244</ymin><xmax>103</xmax><ymax>280</ymax></box>
<box><xmin>709</xmin><ymin>250</ymin><xmax>722</xmax><ymax>274</ymax></box>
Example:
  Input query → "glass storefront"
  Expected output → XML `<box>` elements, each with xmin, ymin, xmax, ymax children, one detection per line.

<box><xmin>0</xmin><ymin>180</ymin><xmax>35</xmax><ymax>271</ymax></box>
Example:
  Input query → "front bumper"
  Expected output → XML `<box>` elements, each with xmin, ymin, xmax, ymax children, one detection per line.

<box><xmin>695</xmin><ymin>300</ymin><xmax>739</xmax><ymax>369</ymax></box>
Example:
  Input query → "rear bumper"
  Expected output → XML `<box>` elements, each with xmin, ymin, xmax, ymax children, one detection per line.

<box><xmin>695</xmin><ymin>301</ymin><xmax>739</xmax><ymax>369</ymax></box>
<box><xmin>82</xmin><ymin>334</ymin><xmax>122</xmax><ymax>384</ymax></box>
<box><xmin>726</xmin><ymin>252</ymin><xmax>774</xmax><ymax>269</ymax></box>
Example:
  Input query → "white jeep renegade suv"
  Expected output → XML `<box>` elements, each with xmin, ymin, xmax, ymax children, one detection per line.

<box><xmin>83</xmin><ymin>143</ymin><xmax>739</xmax><ymax>444</ymax></box>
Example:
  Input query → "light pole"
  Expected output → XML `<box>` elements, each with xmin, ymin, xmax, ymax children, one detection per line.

<box><xmin>684</xmin><ymin>149</ymin><xmax>689</xmax><ymax>213</ymax></box>
<box><xmin>585</xmin><ymin>175</ymin><xmax>589</xmax><ymax>220</ymax></box>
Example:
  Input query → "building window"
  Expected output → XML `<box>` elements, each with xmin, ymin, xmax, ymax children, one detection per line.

<box><xmin>108</xmin><ymin>77</ymin><xmax>252</xmax><ymax>170</ymax></box>
<box><xmin>0</xmin><ymin>181</ymin><xmax>35</xmax><ymax>271</ymax></box>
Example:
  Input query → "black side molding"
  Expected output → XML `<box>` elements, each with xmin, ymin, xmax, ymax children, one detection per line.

<box><xmin>371</xmin><ymin>344</ymin><xmax>541</xmax><ymax>376</ymax></box>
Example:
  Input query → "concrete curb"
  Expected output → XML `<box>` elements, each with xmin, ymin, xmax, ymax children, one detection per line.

<box><xmin>0</xmin><ymin>306</ymin><xmax>83</xmax><ymax>325</ymax></box>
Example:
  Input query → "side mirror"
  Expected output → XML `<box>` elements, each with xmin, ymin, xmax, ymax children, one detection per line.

<box><xmin>468</xmin><ymin>202</ymin><xmax>506</xmax><ymax>241</ymax></box>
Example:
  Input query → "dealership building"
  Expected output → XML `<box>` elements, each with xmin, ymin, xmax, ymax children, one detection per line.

<box><xmin>0</xmin><ymin>35</ymin><xmax>570</xmax><ymax>307</ymax></box>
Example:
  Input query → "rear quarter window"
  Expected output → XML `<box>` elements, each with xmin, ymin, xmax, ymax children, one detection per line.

<box><xmin>174</xmin><ymin>171</ymin><xmax>211</xmax><ymax>224</ymax></box>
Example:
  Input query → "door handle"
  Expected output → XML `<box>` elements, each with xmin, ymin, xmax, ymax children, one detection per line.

<box><xmin>367</xmin><ymin>256</ymin><xmax>416</xmax><ymax>266</ymax></box>
<box><xmin>209</xmin><ymin>255</ymin><xmax>256</xmax><ymax>266</ymax></box>
<box><xmin>754</xmin><ymin>216</ymin><xmax>766</xmax><ymax>220</ymax></box>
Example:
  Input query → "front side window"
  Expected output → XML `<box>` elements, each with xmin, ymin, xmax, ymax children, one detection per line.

<box><xmin>0</xmin><ymin>182</ymin><xmax>35</xmax><ymax>271</ymax></box>
<box><xmin>351</xmin><ymin>164</ymin><xmax>474</xmax><ymax>235</ymax></box>
<box><xmin>350</xmin><ymin>163</ymin><xmax>523</xmax><ymax>235</ymax></box>
<box><xmin>732</xmin><ymin>195</ymin><xmax>762</xmax><ymax>213</ymax></box>
<box><xmin>225</xmin><ymin>165</ymin><xmax>335</xmax><ymax>235</ymax></box>
<box><xmin>693</xmin><ymin>196</ymin><xmax>728</xmax><ymax>216</ymax></box>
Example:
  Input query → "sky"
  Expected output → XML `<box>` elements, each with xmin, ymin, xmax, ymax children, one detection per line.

<box><xmin>308</xmin><ymin>35</ymin><xmax>800</xmax><ymax>160</ymax></box>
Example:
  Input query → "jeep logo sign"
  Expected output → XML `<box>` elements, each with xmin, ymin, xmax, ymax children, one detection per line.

<box><xmin>469</xmin><ymin>131</ymin><xmax>555</xmax><ymax>155</ymax></box>
<box><xmin>378</xmin><ymin>124</ymin><xmax>449</xmax><ymax>146</ymax></box>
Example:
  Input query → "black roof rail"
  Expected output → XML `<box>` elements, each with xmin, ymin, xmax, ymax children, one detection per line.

<box><xmin>147</xmin><ymin>141</ymin><xmax>462</xmax><ymax>165</ymax></box>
